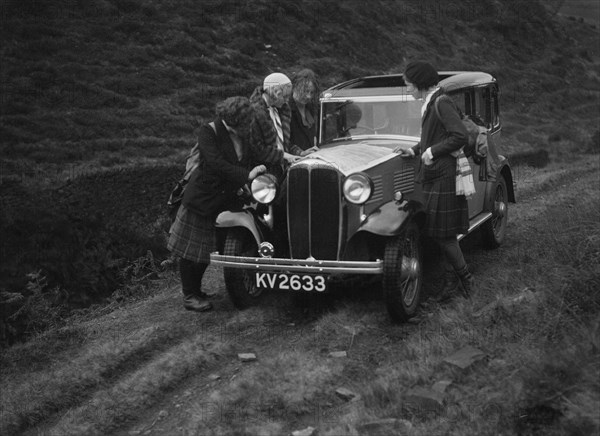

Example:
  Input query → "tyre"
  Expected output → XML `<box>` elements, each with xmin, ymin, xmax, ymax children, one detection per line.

<box><xmin>223</xmin><ymin>227</ymin><xmax>263</xmax><ymax>309</ymax></box>
<box><xmin>481</xmin><ymin>177</ymin><xmax>508</xmax><ymax>249</ymax></box>
<box><xmin>383</xmin><ymin>222</ymin><xmax>423</xmax><ymax>323</ymax></box>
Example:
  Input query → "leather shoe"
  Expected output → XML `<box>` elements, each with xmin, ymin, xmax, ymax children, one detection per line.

<box><xmin>433</xmin><ymin>271</ymin><xmax>460</xmax><ymax>302</ymax></box>
<box><xmin>183</xmin><ymin>295</ymin><xmax>213</xmax><ymax>312</ymax></box>
<box><xmin>457</xmin><ymin>267</ymin><xmax>474</xmax><ymax>299</ymax></box>
<box><xmin>197</xmin><ymin>291</ymin><xmax>216</xmax><ymax>299</ymax></box>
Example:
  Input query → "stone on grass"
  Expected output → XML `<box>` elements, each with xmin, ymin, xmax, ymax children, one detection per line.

<box><xmin>291</xmin><ymin>426</ymin><xmax>317</xmax><ymax>436</ymax></box>
<box><xmin>208</xmin><ymin>374</ymin><xmax>221</xmax><ymax>381</ymax></box>
<box><xmin>357</xmin><ymin>418</ymin><xmax>412</xmax><ymax>436</ymax></box>
<box><xmin>405</xmin><ymin>387</ymin><xmax>444</xmax><ymax>413</ymax></box>
<box><xmin>443</xmin><ymin>346</ymin><xmax>486</xmax><ymax>369</ymax></box>
<box><xmin>335</xmin><ymin>387</ymin><xmax>358</xmax><ymax>401</ymax></box>
<box><xmin>329</xmin><ymin>351</ymin><xmax>347</xmax><ymax>358</ymax></box>
<box><xmin>472</xmin><ymin>300</ymin><xmax>499</xmax><ymax>318</ymax></box>
<box><xmin>238</xmin><ymin>353</ymin><xmax>257</xmax><ymax>362</ymax></box>
<box><xmin>431</xmin><ymin>380</ymin><xmax>452</xmax><ymax>394</ymax></box>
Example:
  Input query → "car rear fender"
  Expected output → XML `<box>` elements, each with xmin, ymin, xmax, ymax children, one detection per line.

<box><xmin>215</xmin><ymin>210</ymin><xmax>263</xmax><ymax>246</ymax></box>
<box><xmin>357</xmin><ymin>200</ymin><xmax>425</xmax><ymax>237</ymax></box>
<box><xmin>484</xmin><ymin>161</ymin><xmax>516</xmax><ymax>212</ymax></box>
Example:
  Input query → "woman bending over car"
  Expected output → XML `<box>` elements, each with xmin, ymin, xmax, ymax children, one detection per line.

<box><xmin>168</xmin><ymin>96</ymin><xmax>282</xmax><ymax>312</ymax></box>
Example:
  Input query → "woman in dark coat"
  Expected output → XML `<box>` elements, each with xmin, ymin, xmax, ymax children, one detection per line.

<box><xmin>395</xmin><ymin>61</ymin><xmax>474</xmax><ymax>299</ymax></box>
<box><xmin>290</xmin><ymin>69</ymin><xmax>320</xmax><ymax>153</ymax></box>
<box><xmin>168</xmin><ymin>96</ymin><xmax>282</xmax><ymax>311</ymax></box>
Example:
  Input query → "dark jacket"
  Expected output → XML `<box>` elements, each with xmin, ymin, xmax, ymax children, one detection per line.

<box><xmin>182</xmin><ymin>120</ymin><xmax>250</xmax><ymax>218</ymax></box>
<box><xmin>411</xmin><ymin>90</ymin><xmax>468</xmax><ymax>182</ymax></box>
<box><xmin>290</xmin><ymin>99</ymin><xmax>318</xmax><ymax>150</ymax></box>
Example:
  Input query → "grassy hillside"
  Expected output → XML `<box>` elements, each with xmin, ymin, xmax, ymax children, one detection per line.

<box><xmin>1</xmin><ymin>0</ymin><xmax>599</xmax><ymax>344</ymax></box>
<box><xmin>1</xmin><ymin>0</ymin><xmax>597</xmax><ymax>170</ymax></box>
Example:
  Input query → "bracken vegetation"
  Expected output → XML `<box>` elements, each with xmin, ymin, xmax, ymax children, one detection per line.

<box><xmin>0</xmin><ymin>1</ymin><xmax>599</xmax><ymax>433</ymax></box>
<box><xmin>0</xmin><ymin>0</ymin><xmax>598</xmax><ymax>342</ymax></box>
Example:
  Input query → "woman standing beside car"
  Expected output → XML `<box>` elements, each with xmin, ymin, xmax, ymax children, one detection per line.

<box><xmin>395</xmin><ymin>61</ymin><xmax>474</xmax><ymax>300</ymax></box>
<box><xmin>168</xmin><ymin>96</ymin><xmax>282</xmax><ymax>312</ymax></box>
<box><xmin>290</xmin><ymin>68</ymin><xmax>320</xmax><ymax>154</ymax></box>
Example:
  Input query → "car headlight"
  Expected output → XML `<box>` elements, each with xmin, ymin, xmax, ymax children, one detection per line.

<box><xmin>343</xmin><ymin>173</ymin><xmax>372</xmax><ymax>205</ymax></box>
<box><xmin>251</xmin><ymin>173</ymin><xmax>278</xmax><ymax>204</ymax></box>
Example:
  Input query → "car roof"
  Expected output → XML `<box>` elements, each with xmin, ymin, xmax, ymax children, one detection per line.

<box><xmin>322</xmin><ymin>71</ymin><xmax>496</xmax><ymax>98</ymax></box>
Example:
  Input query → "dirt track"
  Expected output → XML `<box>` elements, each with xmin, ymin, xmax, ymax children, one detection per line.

<box><xmin>3</xmin><ymin>156</ymin><xmax>598</xmax><ymax>436</ymax></box>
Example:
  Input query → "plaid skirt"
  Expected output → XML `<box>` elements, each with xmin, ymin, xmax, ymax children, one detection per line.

<box><xmin>167</xmin><ymin>205</ymin><xmax>216</xmax><ymax>263</ymax></box>
<box><xmin>422</xmin><ymin>174</ymin><xmax>469</xmax><ymax>239</ymax></box>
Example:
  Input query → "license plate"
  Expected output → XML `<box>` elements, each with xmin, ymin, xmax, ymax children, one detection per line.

<box><xmin>255</xmin><ymin>272</ymin><xmax>327</xmax><ymax>292</ymax></box>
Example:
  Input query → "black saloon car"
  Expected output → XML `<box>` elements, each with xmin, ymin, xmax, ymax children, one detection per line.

<box><xmin>211</xmin><ymin>71</ymin><xmax>515</xmax><ymax>322</ymax></box>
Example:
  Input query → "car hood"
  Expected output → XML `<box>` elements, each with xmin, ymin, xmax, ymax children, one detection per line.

<box><xmin>298</xmin><ymin>139</ymin><xmax>417</xmax><ymax>175</ymax></box>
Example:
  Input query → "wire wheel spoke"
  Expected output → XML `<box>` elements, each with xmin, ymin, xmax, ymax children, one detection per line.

<box><xmin>383</xmin><ymin>222</ymin><xmax>422</xmax><ymax>323</ymax></box>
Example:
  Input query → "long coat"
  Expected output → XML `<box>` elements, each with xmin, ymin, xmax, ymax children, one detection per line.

<box><xmin>182</xmin><ymin>120</ymin><xmax>251</xmax><ymax>218</ymax></box>
<box><xmin>290</xmin><ymin>99</ymin><xmax>318</xmax><ymax>150</ymax></box>
<box><xmin>411</xmin><ymin>90</ymin><xmax>470</xmax><ymax>239</ymax></box>
<box><xmin>249</xmin><ymin>87</ymin><xmax>303</xmax><ymax>157</ymax></box>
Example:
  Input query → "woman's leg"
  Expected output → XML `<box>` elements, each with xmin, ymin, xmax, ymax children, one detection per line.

<box><xmin>179</xmin><ymin>258</ymin><xmax>212</xmax><ymax>312</ymax></box>
<box><xmin>437</xmin><ymin>237</ymin><xmax>473</xmax><ymax>298</ymax></box>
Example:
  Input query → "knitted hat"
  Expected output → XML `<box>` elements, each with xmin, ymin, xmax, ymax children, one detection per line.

<box><xmin>263</xmin><ymin>72</ymin><xmax>291</xmax><ymax>91</ymax></box>
<box><xmin>404</xmin><ymin>62</ymin><xmax>439</xmax><ymax>90</ymax></box>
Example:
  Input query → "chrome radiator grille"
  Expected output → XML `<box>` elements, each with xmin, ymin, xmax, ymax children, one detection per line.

<box><xmin>287</xmin><ymin>162</ymin><xmax>341</xmax><ymax>260</ymax></box>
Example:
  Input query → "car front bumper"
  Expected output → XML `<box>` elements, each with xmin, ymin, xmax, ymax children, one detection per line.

<box><xmin>210</xmin><ymin>253</ymin><xmax>383</xmax><ymax>274</ymax></box>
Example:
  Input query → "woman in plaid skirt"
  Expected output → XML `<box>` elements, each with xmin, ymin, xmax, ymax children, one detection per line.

<box><xmin>168</xmin><ymin>96</ymin><xmax>283</xmax><ymax>311</ymax></box>
<box><xmin>395</xmin><ymin>61</ymin><xmax>475</xmax><ymax>299</ymax></box>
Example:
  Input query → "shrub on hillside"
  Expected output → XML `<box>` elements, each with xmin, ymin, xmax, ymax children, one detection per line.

<box><xmin>0</xmin><ymin>165</ymin><xmax>180</xmax><ymax>346</ymax></box>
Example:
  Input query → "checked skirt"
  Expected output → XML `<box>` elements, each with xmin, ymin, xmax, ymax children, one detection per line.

<box><xmin>421</xmin><ymin>173</ymin><xmax>469</xmax><ymax>239</ymax></box>
<box><xmin>168</xmin><ymin>205</ymin><xmax>216</xmax><ymax>263</ymax></box>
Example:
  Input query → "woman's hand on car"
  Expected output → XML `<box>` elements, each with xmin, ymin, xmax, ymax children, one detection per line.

<box><xmin>284</xmin><ymin>152</ymin><xmax>301</xmax><ymax>164</ymax></box>
<box><xmin>394</xmin><ymin>146</ymin><xmax>415</xmax><ymax>157</ymax></box>
<box><xmin>300</xmin><ymin>146</ymin><xmax>319</xmax><ymax>156</ymax></box>
<box><xmin>248</xmin><ymin>165</ymin><xmax>267</xmax><ymax>181</ymax></box>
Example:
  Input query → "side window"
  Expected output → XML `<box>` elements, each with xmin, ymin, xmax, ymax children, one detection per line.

<box><xmin>448</xmin><ymin>90</ymin><xmax>471</xmax><ymax>115</ymax></box>
<box><xmin>491</xmin><ymin>86</ymin><xmax>500</xmax><ymax>129</ymax></box>
<box><xmin>474</xmin><ymin>88</ymin><xmax>491</xmax><ymax>127</ymax></box>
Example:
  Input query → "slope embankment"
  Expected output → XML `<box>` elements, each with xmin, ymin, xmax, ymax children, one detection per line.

<box><xmin>0</xmin><ymin>0</ymin><xmax>598</xmax><ymax>345</ymax></box>
<box><xmin>1</xmin><ymin>155</ymin><xmax>598</xmax><ymax>435</ymax></box>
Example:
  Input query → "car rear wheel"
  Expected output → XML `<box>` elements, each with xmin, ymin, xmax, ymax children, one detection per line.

<box><xmin>481</xmin><ymin>177</ymin><xmax>508</xmax><ymax>249</ymax></box>
<box><xmin>223</xmin><ymin>227</ymin><xmax>263</xmax><ymax>309</ymax></box>
<box><xmin>383</xmin><ymin>222</ymin><xmax>423</xmax><ymax>323</ymax></box>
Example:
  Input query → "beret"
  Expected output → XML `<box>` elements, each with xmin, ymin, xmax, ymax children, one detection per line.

<box><xmin>404</xmin><ymin>61</ymin><xmax>439</xmax><ymax>90</ymax></box>
<box><xmin>263</xmin><ymin>72</ymin><xmax>291</xmax><ymax>90</ymax></box>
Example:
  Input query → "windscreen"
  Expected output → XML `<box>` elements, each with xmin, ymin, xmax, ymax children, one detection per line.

<box><xmin>320</xmin><ymin>98</ymin><xmax>423</xmax><ymax>143</ymax></box>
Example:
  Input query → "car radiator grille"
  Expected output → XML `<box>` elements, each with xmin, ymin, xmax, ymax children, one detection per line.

<box><xmin>287</xmin><ymin>162</ymin><xmax>341</xmax><ymax>260</ymax></box>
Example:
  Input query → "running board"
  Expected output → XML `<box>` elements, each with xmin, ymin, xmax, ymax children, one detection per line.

<box><xmin>457</xmin><ymin>212</ymin><xmax>493</xmax><ymax>241</ymax></box>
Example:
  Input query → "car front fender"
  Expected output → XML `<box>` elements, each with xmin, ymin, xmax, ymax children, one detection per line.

<box><xmin>357</xmin><ymin>200</ymin><xmax>425</xmax><ymax>237</ymax></box>
<box><xmin>215</xmin><ymin>210</ymin><xmax>264</xmax><ymax>246</ymax></box>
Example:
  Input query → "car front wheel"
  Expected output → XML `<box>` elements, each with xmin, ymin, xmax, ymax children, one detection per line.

<box><xmin>383</xmin><ymin>222</ymin><xmax>423</xmax><ymax>323</ymax></box>
<box><xmin>223</xmin><ymin>227</ymin><xmax>263</xmax><ymax>309</ymax></box>
<box><xmin>481</xmin><ymin>176</ymin><xmax>508</xmax><ymax>249</ymax></box>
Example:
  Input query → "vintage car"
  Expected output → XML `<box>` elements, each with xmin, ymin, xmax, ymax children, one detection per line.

<box><xmin>211</xmin><ymin>71</ymin><xmax>515</xmax><ymax>322</ymax></box>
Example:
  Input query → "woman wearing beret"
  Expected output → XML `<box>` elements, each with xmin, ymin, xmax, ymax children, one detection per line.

<box><xmin>395</xmin><ymin>61</ymin><xmax>474</xmax><ymax>300</ymax></box>
<box><xmin>168</xmin><ymin>96</ymin><xmax>282</xmax><ymax>312</ymax></box>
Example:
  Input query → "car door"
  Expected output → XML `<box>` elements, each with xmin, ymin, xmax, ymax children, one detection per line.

<box><xmin>448</xmin><ymin>88</ymin><xmax>486</xmax><ymax>218</ymax></box>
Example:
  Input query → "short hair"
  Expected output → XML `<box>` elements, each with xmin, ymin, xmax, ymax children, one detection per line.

<box><xmin>215</xmin><ymin>96</ymin><xmax>254</xmax><ymax>128</ymax></box>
